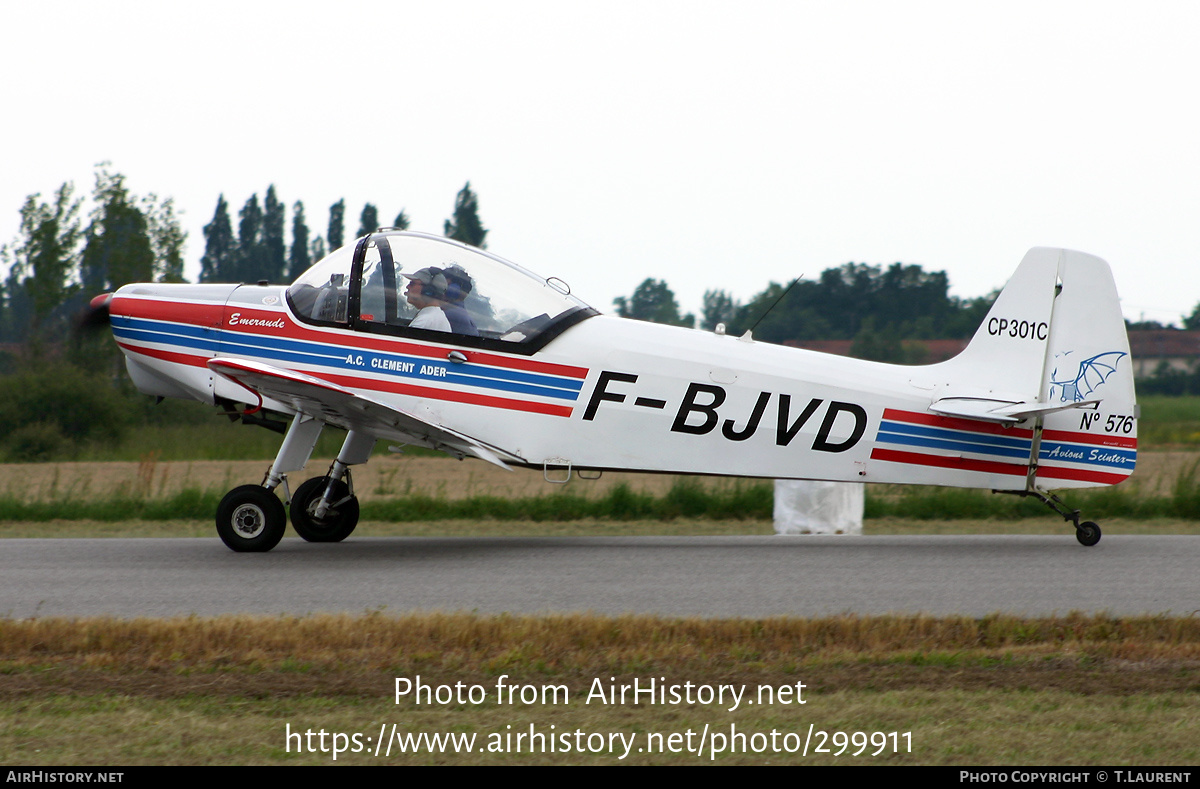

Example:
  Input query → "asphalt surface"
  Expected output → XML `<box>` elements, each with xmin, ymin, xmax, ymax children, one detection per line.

<box><xmin>2</xmin><ymin>535</ymin><xmax>1196</xmax><ymax>618</ymax></box>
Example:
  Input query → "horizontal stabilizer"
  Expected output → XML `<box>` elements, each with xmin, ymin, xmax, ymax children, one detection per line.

<box><xmin>930</xmin><ymin>396</ymin><xmax>1100</xmax><ymax>424</ymax></box>
<box><xmin>207</xmin><ymin>357</ymin><xmax>521</xmax><ymax>470</ymax></box>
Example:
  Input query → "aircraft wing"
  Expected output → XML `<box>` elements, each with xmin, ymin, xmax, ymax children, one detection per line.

<box><xmin>206</xmin><ymin>357</ymin><xmax>521</xmax><ymax>469</ymax></box>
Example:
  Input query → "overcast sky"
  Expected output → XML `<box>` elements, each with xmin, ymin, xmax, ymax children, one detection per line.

<box><xmin>2</xmin><ymin>0</ymin><xmax>1197</xmax><ymax>325</ymax></box>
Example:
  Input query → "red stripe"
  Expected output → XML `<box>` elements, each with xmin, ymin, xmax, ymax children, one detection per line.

<box><xmin>112</xmin><ymin>296</ymin><xmax>222</xmax><ymax>327</ymax></box>
<box><xmin>872</xmin><ymin>447</ymin><xmax>1132</xmax><ymax>485</ymax></box>
<box><xmin>882</xmin><ymin>408</ymin><xmax>1034</xmax><ymax>438</ymax></box>
<box><xmin>320</xmin><ymin>371</ymin><xmax>573</xmax><ymax>417</ymax></box>
<box><xmin>1042</xmin><ymin>428</ymin><xmax>1137</xmax><ymax>449</ymax></box>
<box><xmin>871</xmin><ymin>447</ymin><xmax>1027</xmax><ymax>477</ymax></box>
<box><xmin>115</xmin><ymin>296</ymin><xmax>589</xmax><ymax>379</ymax></box>
<box><xmin>1037</xmin><ymin>466</ymin><xmax>1132</xmax><ymax>485</ymax></box>
<box><xmin>118</xmin><ymin>342</ymin><xmax>209</xmax><ymax>367</ymax></box>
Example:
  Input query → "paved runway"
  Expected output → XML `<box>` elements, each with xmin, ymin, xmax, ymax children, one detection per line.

<box><xmin>2</xmin><ymin>535</ymin><xmax>1195</xmax><ymax>618</ymax></box>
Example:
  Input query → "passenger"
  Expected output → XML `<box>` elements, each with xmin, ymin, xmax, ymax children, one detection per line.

<box><xmin>440</xmin><ymin>264</ymin><xmax>479</xmax><ymax>336</ymax></box>
<box><xmin>401</xmin><ymin>267</ymin><xmax>451</xmax><ymax>332</ymax></box>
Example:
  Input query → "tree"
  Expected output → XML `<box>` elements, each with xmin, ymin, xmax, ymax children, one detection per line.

<box><xmin>327</xmin><ymin>199</ymin><xmax>345</xmax><ymax>251</ymax></box>
<box><xmin>78</xmin><ymin>167</ymin><xmax>185</xmax><ymax>291</ymax></box>
<box><xmin>200</xmin><ymin>195</ymin><xmax>236</xmax><ymax>282</ymax></box>
<box><xmin>288</xmin><ymin>200</ymin><xmax>311</xmax><ymax>280</ymax></box>
<box><xmin>1184</xmin><ymin>302</ymin><xmax>1200</xmax><ymax>331</ymax></box>
<box><xmin>726</xmin><ymin>260</ymin><xmax>980</xmax><ymax>344</ymax></box>
<box><xmin>6</xmin><ymin>182</ymin><xmax>82</xmax><ymax>339</ymax></box>
<box><xmin>357</xmin><ymin>203</ymin><xmax>379</xmax><ymax>237</ymax></box>
<box><xmin>146</xmin><ymin>197</ymin><xmax>186</xmax><ymax>283</ymax></box>
<box><xmin>444</xmin><ymin>182</ymin><xmax>487</xmax><ymax>248</ymax></box>
<box><xmin>613</xmin><ymin>278</ymin><xmax>694</xmax><ymax>327</ymax></box>
<box><xmin>849</xmin><ymin>317</ymin><xmax>929</xmax><ymax>364</ymax></box>
<box><xmin>262</xmin><ymin>185</ymin><xmax>286</xmax><ymax>283</ymax></box>
<box><xmin>700</xmin><ymin>289</ymin><xmax>739</xmax><ymax>331</ymax></box>
<box><xmin>236</xmin><ymin>194</ymin><xmax>265</xmax><ymax>282</ymax></box>
<box><xmin>309</xmin><ymin>236</ymin><xmax>327</xmax><ymax>265</ymax></box>
<box><xmin>392</xmin><ymin>209</ymin><xmax>410</xmax><ymax>231</ymax></box>
<box><xmin>80</xmin><ymin>168</ymin><xmax>154</xmax><ymax>294</ymax></box>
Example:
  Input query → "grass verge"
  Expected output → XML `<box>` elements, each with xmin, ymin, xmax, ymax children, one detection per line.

<box><xmin>2</xmin><ymin>469</ymin><xmax>1200</xmax><ymax>524</ymax></box>
<box><xmin>1</xmin><ymin>612</ymin><xmax>1197</xmax><ymax>765</ymax></box>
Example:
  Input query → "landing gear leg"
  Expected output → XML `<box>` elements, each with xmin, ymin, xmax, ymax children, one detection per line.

<box><xmin>999</xmin><ymin>488</ymin><xmax>1102</xmax><ymax>546</ymax></box>
<box><xmin>290</xmin><ymin>430</ymin><xmax>373</xmax><ymax>543</ymax></box>
<box><xmin>215</xmin><ymin>415</ymin><xmax>325</xmax><ymax>553</ymax></box>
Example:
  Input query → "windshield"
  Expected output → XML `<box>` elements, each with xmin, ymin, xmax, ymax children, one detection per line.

<box><xmin>287</xmin><ymin>232</ymin><xmax>595</xmax><ymax>350</ymax></box>
<box><xmin>286</xmin><ymin>243</ymin><xmax>355</xmax><ymax>325</ymax></box>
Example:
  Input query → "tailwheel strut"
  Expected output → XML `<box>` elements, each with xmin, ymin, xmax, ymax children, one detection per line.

<box><xmin>996</xmin><ymin>488</ymin><xmax>1102</xmax><ymax>547</ymax></box>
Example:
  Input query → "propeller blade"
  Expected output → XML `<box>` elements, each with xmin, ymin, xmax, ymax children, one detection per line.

<box><xmin>76</xmin><ymin>293</ymin><xmax>113</xmax><ymax>331</ymax></box>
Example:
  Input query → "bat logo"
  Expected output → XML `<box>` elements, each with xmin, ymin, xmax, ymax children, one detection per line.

<box><xmin>1049</xmin><ymin>351</ymin><xmax>1127</xmax><ymax>402</ymax></box>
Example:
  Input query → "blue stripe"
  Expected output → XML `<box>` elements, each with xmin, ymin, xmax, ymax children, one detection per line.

<box><xmin>879</xmin><ymin>420</ymin><xmax>1032</xmax><ymax>452</ymax></box>
<box><xmin>113</xmin><ymin>325</ymin><xmax>220</xmax><ymax>354</ymax></box>
<box><xmin>876</xmin><ymin>428</ymin><xmax>1032</xmax><ymax>460</ymax></box>
<box><xmin>114</xmin><ymin>317</ymin><xmax>582</xmax><ymax>402</ymax></box>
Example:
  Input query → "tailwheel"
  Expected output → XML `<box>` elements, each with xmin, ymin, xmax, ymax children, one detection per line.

<box><xmin>290</xmin><ymin>476</ymin><xmax>359</xmax><ymax>542</ymax></box>
<box><xmin>1075</xmin><ymin>521</ymin><xmax>1102</xmax><ymax>547</ymax></box>
<box><xmin>216</xmin><ymin>485</ymin><xmax>287</xmax><ymax>552</ymax></box>
<box><xmin>996</xmin><ymin>488</ymin><xmax>1102</xmax><ymax>547</ymax></box>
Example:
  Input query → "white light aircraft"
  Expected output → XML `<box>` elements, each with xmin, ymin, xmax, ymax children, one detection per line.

<box><xmin>90</xmin><ymin>231</ymin><xmax>1136</xmax><ymax>551</ymax></box>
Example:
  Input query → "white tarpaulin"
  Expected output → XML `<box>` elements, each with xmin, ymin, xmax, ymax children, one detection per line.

<box><xmin>773</xmin><ymin>480</ymin><xmax>864</xmax><ymax>535</ymax></box>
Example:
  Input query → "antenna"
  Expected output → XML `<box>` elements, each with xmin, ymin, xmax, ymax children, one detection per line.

<box><xmin>745</xmin><ymin>274</ymin><xmax>804</xmax><ymax>337</ymax></box>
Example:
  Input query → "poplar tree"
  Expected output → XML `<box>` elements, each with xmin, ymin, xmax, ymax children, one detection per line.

<box><xmin>262</xmin><ymin>185</ymin><xmax>286</xmax><ymax>283</ymax></box>
<box><xmin>288</xmin><ymin>200</ymin><xmax>311</xmax><ymax>280</ymax></box>
<box><xmin>236</xmin><ymin>194</ymin><xmax>264</xmax><ymax>282</ymax></box>
<box><xmin>443</xmin><ymin>182</ymin><xmax>487</xmax><ymax>248</ymax></box>
<box><xmin>357</xmin><ymin>203</ymin><xmax>379</xmax><ymax>237</ymax></box>
<box><xmin>309</xmin><ymin>236</ymin><xmax>327</xmax><ymax>264</ymax></box>
<box><xmin>327</xmin><ymin>199</ymin><xmax>345</xmax><ymax>251</ymax></box>
<box><xmin>200</xmin><ymin>195</ymin><xmax>235</xmax><ymax>282</ymax></box>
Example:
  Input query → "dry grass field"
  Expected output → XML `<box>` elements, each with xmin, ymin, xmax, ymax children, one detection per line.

<box><xmin>0</xmin><ymin>453</ymin><xmax>711</xmax><ymax>502</ymax></box>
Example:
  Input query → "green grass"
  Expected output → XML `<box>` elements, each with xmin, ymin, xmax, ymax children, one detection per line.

<box><xmin>867</xmin><ymin>464</ymin><xmax>1200</xmax><ymax>520</ymax></box>
<box><xmin>1</xmin><ymin>467</ymin><xmax>1199</xmax><ymax>525</ymax></box>
<box><xmin>1136</xmin><ymin>395</ymin><xmax>1200</xmax><ymax>447</ymax></box>
<box><xmin>14</xmin><ymin>395</ymin><xmax>1200</xmax><ymax>463</ymax></box>
<box><xmin>3</xmin><ymin>689</ymin><xmax>1197</xmax><ymax>765</ymax></box>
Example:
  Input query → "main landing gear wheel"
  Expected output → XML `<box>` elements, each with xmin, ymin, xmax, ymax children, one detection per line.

<box><xmin>1075</xmin><ymin>521</ymin><xmax>1102</xmax><ymax>547</ymax></box>
<box><xmin>289</xmin><ymin>476</ymin><xmax>359</xmax><ymax>542</ymax></box>
<box><xmin>216</xmin><ymin>485</ymin><xmax>286</xmax><ymax>552</ymax></box>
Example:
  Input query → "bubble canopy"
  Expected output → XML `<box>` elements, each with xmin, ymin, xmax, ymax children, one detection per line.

<box><xmin>286</xmin><ymin>231</ymin><xmax>597</xmax><ymax>353</ymax></box>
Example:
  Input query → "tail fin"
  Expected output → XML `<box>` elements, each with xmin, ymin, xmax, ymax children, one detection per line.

<box><xmin>932</xmin><ymin>247</ymin><xmax>1061</xmax><ymax>414</ymax></box>
<box><xmin>924</xmin><ymin>247</ymin><xmax>1136</xmax><ymax>487</ymax></box>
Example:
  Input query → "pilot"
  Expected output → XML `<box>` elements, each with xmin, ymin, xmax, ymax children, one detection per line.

<box><xmin>440</xmin><ymin>264</ymin><xmax>479</xmax><ymax>337</ymax></box>
<box><xmin>402</xmin><ymin>267</ymin><xmax>452</xmax><ymax>332</ymax></box>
